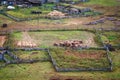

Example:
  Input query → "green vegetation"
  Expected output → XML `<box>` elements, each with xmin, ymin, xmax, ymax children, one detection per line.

<box><xmin>12</xmin><ymin>51</ymin><xmax>49</xmax><ymax>60</ymax></box>
<box><xmin>3</xmin><ymin>32</ymin><xmax>22</xmax><ymax>48</ymax></box>
<box><xmin>0</xmin><ymin>62</ymin><xmax>54</xmax><ymax>80</ymax></box>
<box><xmin>101</xmin><ymin>32</ymin><xmax>120</xmax><ymax>46</ymax></box>
<box><xmin>84</xmin><ymin>11</ymin><xmax>102</xmax><ymax>16</ymax></box>
<box><xmin>28</xmin><ymin>31</ymin><xmax>98</xmax><ymax>48</ymax></box>
<box><xmin>4</xmin><ymin>54</ymin><xmax>14</xmax><ymax>61</ymax></box>
<box><xmin>4</xmin><ymin>34</ymin><xmax>15</xmax><ymax>48</ymax></box>
<box><xmin>6</xmin><ymin>3</ymin><xmax>55</xmax><ymax>19</ymax></box>
<box><xmin>0</xmin><ymin>61</ymin><xmax>4</xmax><ymax>65</ymax></box>
<box><xmin>0</xmin><ymin>14</ymin><xmax>12</xmax><ymax>26</ymax></box>
<box><xmin>50</xmin><ymin>48</ymin><xmax>109</xmax><ymax>68</ymax></box>
<box><xmin>11</xmin><ymin>32</ymin><xmax>22</xmax><ymax>40</ymax></box>
<box><xmin>0</xmin><ymin>1</ymin><xmax>120</xmax><ymax>80</ymax></box>
<box><xmin>0</xmin><ymin>50</ymin><xmax>120</xmax><ymax>80</ymax></box>
<box><xmin>84</xmin><ymin>0</ymin><xmax>120</xmax><ymax>6</ymax></box>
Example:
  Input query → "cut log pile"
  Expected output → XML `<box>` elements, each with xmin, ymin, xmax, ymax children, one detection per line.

<box><xmin>47</xmin><ymin>10</ymin><xmax>66</xmax><ymax>19</ymax></box>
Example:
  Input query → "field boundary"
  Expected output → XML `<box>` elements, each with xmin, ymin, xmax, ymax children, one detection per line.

<box><xmin>0</xmin><ymin>48</ymin><xmax>50</xmax><ymax>68</ymax></box>
<box><xmin>48</xmin><ymin>48</ymin><xmax>112</xmax><ymax>72</ymax></box>
<box><xmin>47</xmin><ymin>29</ymin><xmax>113</xmax><ymax>72</ymax></box>
<box><xmin>0</xmin><ymin>29</ymin><xmax>114</xmax><ymax>72</ymax></box>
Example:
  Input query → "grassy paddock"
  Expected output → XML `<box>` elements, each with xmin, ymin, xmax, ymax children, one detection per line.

<box><xmin>12</xmin><ymin>51</ymin><xmax>49</xmax><ymax>60</ymax></box>
<box><xmin>6</xmin><ymin>31</ymin><xmax>100</xmax><ymax>48</ymax></box>
<box><xmin>50</xmin><ymin>48</ymin><xmax>109</xmax><ymax>69</ymax></box>
<box><xmin>28</xmin><ymin>31</ymin><xmax>99</xmax><ymax>48</ymax></box>
<box><xmin>0</xmin><ymin>50</ymin><xmax>120</xmax><ymax>80</ymax></box>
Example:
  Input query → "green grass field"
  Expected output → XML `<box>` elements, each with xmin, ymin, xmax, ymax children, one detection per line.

<box><xmin>84</xmin><ymin>0</ymin><xmax>120</xmax><ymax>6</ymax></box>
<box><xmin>28</xmin><ymin>31</ymin><xmax>98</xmax><ymax>48</ymax></box>
<box><xmin>0</xmin><ymin>14</ymin><xmax>12</xmax><ymax>26</ymax></box>
<box><xmin>9</xmin><ymin>31</ymin><xmax>99</xmax><ymax>48</ymax></box>
<box><xmin>6</xmin><ymin>3</ymin><xmax>55</xmax><ymax>19</ymax></box>
<box><xmin>50</xmin><ymin>48</ymin><xmax>109</xmax><ymax>69</ymax></box>
<box><xmin>0</xmin><ymin>0</ymin><xmax>120</xmax><ymax>80</ymax></box>
<box><xmin>101</xmin><ymin>31</ymin><xmax>120</xmax><ymax>46</ymax></box>
<box><xmin>12</xmin><ymin>51</ymin><xmax>49</xmax><ymax>60</ymax></box>
<box><xmin>0</xmin><ymin>50</ymin><xmax>120</xmax><ymax>80</ymax></box>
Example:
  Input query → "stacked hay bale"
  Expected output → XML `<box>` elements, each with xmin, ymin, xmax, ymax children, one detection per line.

<box><xmin>17</xmin><ymin>41</ymin><xmax>37</xmax><ymax>48</ymax></box>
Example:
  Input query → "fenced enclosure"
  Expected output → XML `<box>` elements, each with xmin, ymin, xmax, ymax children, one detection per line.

<box><xmin>48</xmin><ymin>48</ymin><xmax>112</xmax><ymax>72</ymax></box>
<box><xmin>0</xmin><ymin>48</ymin><xmax>50</xmax><ymax>68</ymax></box>
<box><xmin>0</xmin><ymin>29</ymin><xmax>115</xmax><ymax>72</ymax></box>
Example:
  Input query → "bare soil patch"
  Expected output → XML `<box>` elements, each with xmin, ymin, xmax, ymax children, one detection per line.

<box><xmin>0</xmin><ymin>36</ymin><xmax>6</xmax><ymax>47</ymax></box>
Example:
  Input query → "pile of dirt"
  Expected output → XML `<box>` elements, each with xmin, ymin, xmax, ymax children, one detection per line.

<box><xmin>47</xmin><ymin>10</ymin><xmax>66</xmax><ymax>19</ymax></box>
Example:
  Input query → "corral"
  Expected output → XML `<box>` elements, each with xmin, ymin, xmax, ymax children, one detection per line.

<box><xmin>49</xmin><ymin>48</ymin><xmax>111</xmax><ymax>71</ymax></box>
<box><xmin>11</xmin><ymin>31</ymin><xmax>99</xmax><ymax>48</ymax></box>
<box><xmin>0</xmin><ymin>0</ymin><xmax>120</xmax><ymax>80</ymax></box>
